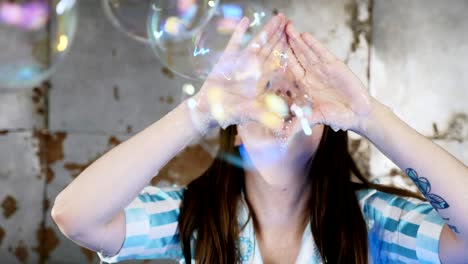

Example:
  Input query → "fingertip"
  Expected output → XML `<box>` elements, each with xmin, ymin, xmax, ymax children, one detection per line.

<box><xmin>301</xmin><ymin>32</ymin><xmax>313</xmax><ymax>41</ymax></box>
<box><xmin>240</xmin><ymin>16</ymin><xmax>249</xmax><ymax>27</ymax></box>
<box><xmin>286</xmin><ymin>23</ymin><xmax>297</xmax><ymax>35</ymax></box>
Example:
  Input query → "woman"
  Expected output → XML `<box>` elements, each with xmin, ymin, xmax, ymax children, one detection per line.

<box><xmin>51</xmin><ymin>14</ymin><xmax>468</xmax><ymax>263</ymax></box>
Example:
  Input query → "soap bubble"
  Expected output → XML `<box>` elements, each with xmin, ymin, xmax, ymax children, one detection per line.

<box><xmin>148</xmin><ymin>0</ymin><xmax>218</xmax><ymax>42</ymax></box>
<box><xmin>0</xmin><ymin>0</ymin><xmax>77</xmax><ymax>90</ymax></box>
<box><xmin>148</xmin><ymin>0</ymin><xmax>270</xmax><ymax>80</ymax></box>
<box><xmin>102</xmin><ymin>0</ymin><xmax>156</xmax><ymax>43</ymax></box>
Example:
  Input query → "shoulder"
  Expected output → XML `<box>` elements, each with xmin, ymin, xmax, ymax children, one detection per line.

<box><xmin>137</xmin><ymin>185</ymin><xmax>186</xmax><ymax>202</ymax></box>
<box><xmin>355</xmin><ymin>186</ymin><xmax>445</xmax><ymax>263</ymax></box>
<box><xmin>125</xmin><ymin>186</ymin><xmax>186</xmax><ymax>226</ymax></box>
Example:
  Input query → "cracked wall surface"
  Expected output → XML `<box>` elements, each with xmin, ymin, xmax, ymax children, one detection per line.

<box><xmin>0</xmin><ymin>0</ymin><xmax>467</xmax><ymax>263</ymax></box>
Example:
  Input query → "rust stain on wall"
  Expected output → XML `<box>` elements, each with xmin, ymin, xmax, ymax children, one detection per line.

<box><xmin>34</xmin><ymin>131</ymin><xmax>68</xmax><ymax>164</ymax></box>
<box><xmin>46</xmin><ymin>167</ymin><xmax>55</xmax><ymax>184</ymax></box>
<box><xmin>43</xmin><ymin>198</ymin><xmax>50</xmax><ymax>211</ymax></box>
<box><xmin>348</xmin><ymin>138</ymin><xmax>362</xmax><ymax>154</ymax></box>
<box><xmin>152</xmin><ymin>143</ymin><xmax>214</xmax><ymax>186</ymax></box>
<box><xmin>108</xmin><ymin>136</ymin><xmax>121</xmax><ymax>147</ymax></box>
<box><xmin>32</xmin><ymin>86</ymin><xmax>43</xmax><ymax>104</ymax></box>
<box><xmin>345</xmin><ymin>0</ymin><xmax>372</xmax><ymax>52</ymax></box>
<box><xmin>161</xmin><ymin>67</ymin><xmax>175</xmax><ymax>79</ymax></box>
<box><xmin>1</xmin><ymin>195</ymin><xmax>18</xmax><ymax>218</ymax></box>
<box><xmin>33</xmin><ymin>226</ymin><xmax>60</xmax><ymax>263</ymax></box>
<box><xmin>126</xmin><ymin>125</ymin><xmax>133</xmax><ymax>133</ymax></box>
<box><xmin>80</xmin><ymin>247</ymin><xmax>96</xmax><ymax>262</ymax></box>
<box><xmin>14</xmin><ymin>240</ymin><xmax>28</xmax><ymax>263</ymax></box>
<box><xmin>64</xmin><ymin>154</ymin><xmax>101</xmax><ymax>178</ymax></box>
<box><xmin>166</xmin><ymin>96</ymin><xmax>174</xmax><ymax>104</ymax></box>
<box><xmin>46</xmin><ymin>132</ymin><xmax>67</xmax><ymax>163</ymax></box>
<box><xmin>113</xmin><ymin>85</ymin><xmax>120</xmax><ymax>101</ymax></box>
<box><xmin>32</xmin><ymin>81</ymin><xmax>49</xmax><ymax>116</ymax></box>
<box><xmin>430</xmin><ymin>113</ymin><xmax>467</xmax><ymax>142</ymax></box>
<box><xmin>0</xmin><ymin>225</ymin><xmax>5</xmax><ymax>246</ymax></box>
<box><xmin>389</xmin><ymin>168</ymin><xmax>404</xmax><ymax>177</ymax></box>
<box><xmin>64</xmin><ymin>163</ymin><xmax>88</xmax><ymax>178</ymax></box>
<box><xmin>159</xmin><ymin>95</ymin><xmax>175</xmax><ymax>104</ymax></box>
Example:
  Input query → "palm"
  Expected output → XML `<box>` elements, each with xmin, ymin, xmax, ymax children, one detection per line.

<box><xmin>286</xmin><ymin>24</ymin><xmax>373</xmax><ymax>132</ymax></box>
<box><xmin>196</xmin><ymin>15</ymin><xmax>288</xmax><ymax>129</ymax></box>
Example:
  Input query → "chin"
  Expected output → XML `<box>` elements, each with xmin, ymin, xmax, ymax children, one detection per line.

<box><xmin>239</xmin><ymin>120</ymin><xmax>324</xmax><ymax>167</ymax></box>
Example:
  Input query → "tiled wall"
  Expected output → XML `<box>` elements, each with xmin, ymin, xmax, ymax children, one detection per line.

<box><xmin>0</xmin><ymin>0</ymin><xmax>466</xmax><ymax>263</ymax></box>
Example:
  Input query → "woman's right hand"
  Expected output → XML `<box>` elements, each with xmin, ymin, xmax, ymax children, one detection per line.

<box><xmin>189</xmin><ymin>14</ymin><xmax>288</xmax><ymax>133</ymax></box>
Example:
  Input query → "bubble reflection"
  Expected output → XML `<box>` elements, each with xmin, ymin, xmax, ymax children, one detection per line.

<box><xmin>0</xmin><ymin>0</ymin><xmax>77</xmax><ymax>90</ymax></box>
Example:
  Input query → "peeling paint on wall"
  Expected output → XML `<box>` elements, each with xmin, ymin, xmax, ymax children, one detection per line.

<box><xmin>0</xmin><ymin>225</ymin><xmax>5</xmax><ymax>246</ymax></box>
<box><xmin>161</xmin><ymin>67</ymin><xmax>175</xmax><ymax>79</ymax></box>
<box><xmin>33</xmin><ymin>226</ymin><xmax>60</xmax><ymax>263</ymax></box>
<box><xmin>46</xmin><ymin>167</ymin><xmax>55</xmax><ymax>183</ymax></box>
<box><xmin>159</xmin><ymin>96</ymin><xmax>175</xmax><ymax>104</ymax></box>
<box><xmin>430</xmin><ymin>113</ymin><xmax>467</xmax><ymax>142</ymax></box>
<box><xmin>64</xmin><ymin>154</ymin><xmax>102</xmax><ymax>179</ymax></box>
<box><xmin>1</xmin><ymin>195</ymin><xmax>18</xmax><ymax>219</ymax></box>
<box><xmin>13</xmin><ymin>240</ymin><xmax>28</xmax><ymax>263</ymax></box>
<box><xmin>113</xmin><ymin>85</ymin><xmax>120</xmax><ymax>101</ymax></box>
<box><xmin>108</xmin><ymin>136</ymin><xmax>121</xmax><ymax>146</ymax></box>
<box><xmin>348</xmin><ymin>138</ymin><xmax>370</xmax><ymax>178</ymax></box>
<box><xmin>151</xmin><ymin>143</ymin><xmax>214</xmax><ymax>187</ymax></box>
<box><xmin>126</xmin><ymin>125</ymin><xmax>133</xmax><ymax>133</ymax></box>
<box><xmin>34</xmin><ymin>131</ymin><xmax>68</xmax><ymax>164</ymax></box>
<box><xmin>345</xmin><ymin>0</ymin><xmax>372</xmax><ymax>52</ymax></box>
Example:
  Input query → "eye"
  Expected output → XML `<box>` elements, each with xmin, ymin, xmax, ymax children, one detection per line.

<box><xmin>286</xmin><ymin>90</ymin><xmax>292</xmax><ymax>97</ymax></box>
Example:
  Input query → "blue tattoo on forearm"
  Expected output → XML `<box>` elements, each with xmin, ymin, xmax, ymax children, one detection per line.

<box><xmin>405</xmin><ymin>168</ymin><xmax>460</xmax><ymax>234</ymax></box>
<box><xmin>442</xmin><ymin>218</ymin><xmax>461</xmax><ymax>234</ymax></box>
<box><xmin>406</xmin><ymin>168</ymin><xmax>449</xmax><ymax>209</ymax></box>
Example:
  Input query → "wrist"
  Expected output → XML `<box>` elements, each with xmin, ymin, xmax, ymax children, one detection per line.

<box><xmin>355</xmin><ymin>98</ymin><xmax>391</xmax><ymax>138</ymax></box>
<box><xmin>184</xmin><ymin>94</ymin><xmax>218</xmax><ymax>135</ymax></box>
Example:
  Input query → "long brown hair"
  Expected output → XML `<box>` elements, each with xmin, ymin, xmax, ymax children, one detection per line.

<box><xmin>179</xmin><ymin>125</ymin><xmax>422</xmax><ymax>263</ymax></box>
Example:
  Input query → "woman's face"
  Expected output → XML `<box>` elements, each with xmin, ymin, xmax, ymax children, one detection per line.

<box><xmin>236</xmin><ymin>73</ymin><xmax>324</xmax><ymax>172</ymax></box>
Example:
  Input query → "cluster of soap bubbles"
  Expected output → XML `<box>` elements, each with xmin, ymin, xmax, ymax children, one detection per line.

<box><xmin>0</xmin><ymin>0</ymin><xmax>77</xmax><ymax>90</ymax></box>
<box><xmin>101</xmin><ymin>0</ymin><xmax>315</xmax><ymax>166</ymax></box>
<box><xmin>0</xmin><ymin>0</ymin><xmax>315</xmax><ymax>168</ymax></box>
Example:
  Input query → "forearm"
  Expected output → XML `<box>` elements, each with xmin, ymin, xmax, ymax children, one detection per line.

<box><xmin>359</xmin><ymin>100</ymin><xmax>468</xmax><ymax>240</ymax></box>
<box><xmin>52</xmin><ymin>101</ymin><xmax>201</xmax><ymax>233</ymax></box>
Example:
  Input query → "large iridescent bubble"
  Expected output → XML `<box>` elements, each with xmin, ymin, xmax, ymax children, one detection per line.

<box><xmin>102</xmin><ymin>0</ymin><xmax>153</xmax><ymax>43</ymax></box>
<box><xmin>103</xmin><ymin>0</ymin><xmax>218</xmax><ymax>44</ymax></box>
<box><xmin>0</xmin><ymin>0</ymin><xmax>77</xmax><ymax>90</ymax></box>
<box><xmin>148</xmin><ymin>0</ymin><xmax>269</xmax><ymax>80</ymax></box>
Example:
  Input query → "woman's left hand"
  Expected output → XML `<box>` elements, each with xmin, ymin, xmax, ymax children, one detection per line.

<box><xmin>285</xmin><ymin>23</ymin><xmax>375</xmax><ymax>133</ymax></box>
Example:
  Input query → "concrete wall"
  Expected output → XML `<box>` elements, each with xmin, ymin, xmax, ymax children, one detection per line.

<box><xmin>0</xmin><ymin>0</ymin><xmax>466</xmax><ymax>263</ymax></box>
